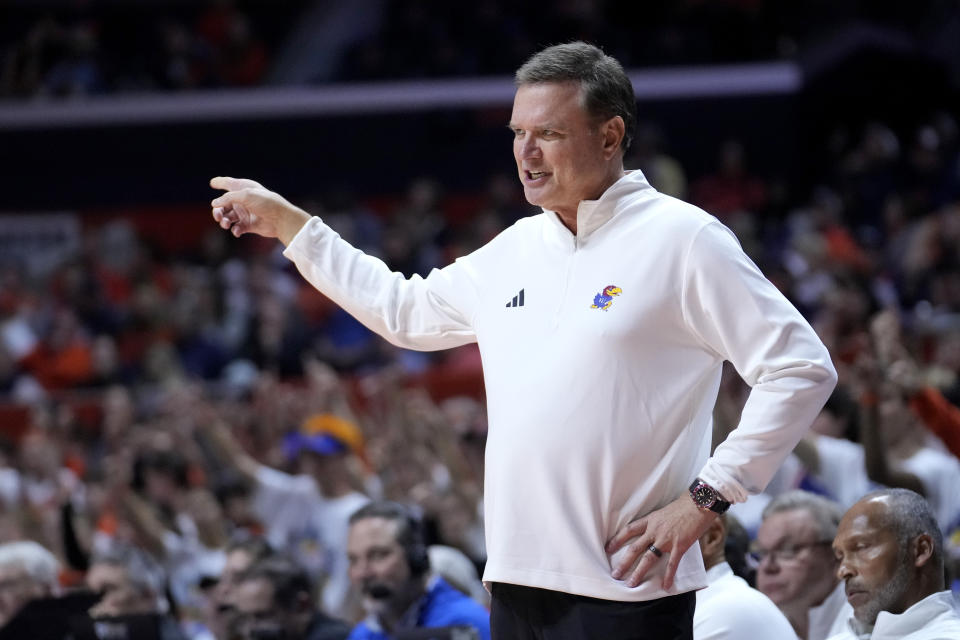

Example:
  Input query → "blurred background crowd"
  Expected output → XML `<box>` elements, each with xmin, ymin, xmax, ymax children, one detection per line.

<box><xmin>1</xmin><ymin>0</ymin><xmax>960</xmax><ymax>639</ymax></box>
<box><xmin>5</xmin><ymin>0</ymin><xmax>958</xmax><ymax>97</ymax></box>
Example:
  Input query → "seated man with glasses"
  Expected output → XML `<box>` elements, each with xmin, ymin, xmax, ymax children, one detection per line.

<box><xmin>755</xmin><ymin>491</ymin><xmax>852</xmax><ymax>640</ymax></box>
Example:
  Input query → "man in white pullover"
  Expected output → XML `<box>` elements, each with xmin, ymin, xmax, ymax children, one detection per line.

<box><xmin>210</xmin><ymin>41</ymin><xmax>837</xmax><ymax>639</ymax></box>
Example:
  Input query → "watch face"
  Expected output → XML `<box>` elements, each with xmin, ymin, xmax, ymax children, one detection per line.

<box><xmin>692</xmin><ymin>484</ymin><xmax>715</xmax><ymax>508</ymax></box>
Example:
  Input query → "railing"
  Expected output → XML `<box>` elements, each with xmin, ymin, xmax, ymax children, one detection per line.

<box><xmin>0</xmin><ymin>61</ymin><xmax>801</xmax><ymax>130</ymax></box>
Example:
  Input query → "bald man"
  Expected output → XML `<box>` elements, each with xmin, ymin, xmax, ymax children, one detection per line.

<box><xmin>829</xmin><ymin>489</ymin><xmax>960</xmax><ymax>639</ymax></box>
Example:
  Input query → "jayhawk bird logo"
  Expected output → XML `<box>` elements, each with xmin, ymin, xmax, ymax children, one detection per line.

<box><xmin>591</xmin><ymin>285</ymin><xmax>622</xmax><ymax>311</ymax></box>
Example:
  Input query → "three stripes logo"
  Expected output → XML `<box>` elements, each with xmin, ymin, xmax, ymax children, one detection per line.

<box><xmin>505</xmin><ymin>289</ymin><xmax>525</xmax><ymax>308</ymax></box>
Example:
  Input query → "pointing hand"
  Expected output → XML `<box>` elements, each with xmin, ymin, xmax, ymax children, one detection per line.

<box><xmin>210</xmin><ymin>176</ymin><xmax>310</xmax><ymax>245</ymax></box>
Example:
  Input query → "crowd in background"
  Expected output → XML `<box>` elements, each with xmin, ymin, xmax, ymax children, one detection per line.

<box><xmin>0</xmin><ymin>0</ymin><xmax>307</xmax><ymax>97</ymax></box>
<box><xmin>2</xmin><ymin>0</ymin><xmax>960</xmax><ymax>630</ymax></box>
<box><xmin>2</xmin><ymin>0</ymin><xmax>953</xmax><ymax>97</ymax></box>
<box><xmin>0</xmin><ymin>101</ymin><xmax>959</xmax><ymax>635</ymax></box>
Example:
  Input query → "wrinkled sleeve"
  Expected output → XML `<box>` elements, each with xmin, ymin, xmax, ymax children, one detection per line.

<box><xmin>681</xmin><ymin>221</ymin><xmax>837</xmax><ymax>503</ymax></box>
<box><xmin>282</xmin><ymin>217</ymin><xmax>479</xmax><ymax>351</ymax></box>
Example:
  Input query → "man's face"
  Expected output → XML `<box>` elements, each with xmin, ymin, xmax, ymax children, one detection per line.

<box><xmin>208</xmin><ymin>550</ymin><xmax>256</xmax><ymax>640</ymax></box>
<box><xmin>232</xmin><ymin>577</ymin><xmax>301</xmax><ymax>640</ymax></box>
<box><xmin>0</xmin><ymin>565</ymin><xmax>49</xmax><ymax>627</ymax></box>
<box><xmin>86</xmin><ymin>563</ymin><xmax>155</xmax><ymax>618</ymax></box>
<box><xmin>833</xmin><ymin>498</ymin><xmax>913</xmax><ymax>627</ymax></box>
<box><xmin>216</xmin><ymin>549</ymin><xmax>255</xmax><ymax>606</ymax></box>
<box><xmin>510</xmin><ymin>82</ymin><xmax>617</xmax><ymax>221</ymax></box>
<box><xmin>143</xmin><ymin>468</ymin><xmax>180</xmax><ymax>506</ymax></box>
<box><xmin>756</xmin><ymin>509</ymin><xmax>838</xmax><ymax>610</ymax></box>
<box><xmin>297</xmin><ymin>450</ymin><xmax>343</xmax><ymax>482</ymax></box>
<box><xmin>347</xmin><ymin>517</ymin><xmax>415</xmax><ymax>614</ymax></box>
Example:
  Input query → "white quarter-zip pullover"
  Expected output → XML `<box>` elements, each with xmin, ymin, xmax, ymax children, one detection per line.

<box><xmin>283</xmin><ymin>170</ymin><xmax>836</xmax><ymax>601</ymax></box>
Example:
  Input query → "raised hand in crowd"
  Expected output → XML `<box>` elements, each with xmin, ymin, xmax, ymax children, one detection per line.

<box><xmin>869</xmin><ymin>308</ymin><xmax>910</xmax><ymax>367</ymax></box>
<box><xmin>848</xmin><ymin>349</ymin><xmax>927</xmax><ymax>497</ymax></box>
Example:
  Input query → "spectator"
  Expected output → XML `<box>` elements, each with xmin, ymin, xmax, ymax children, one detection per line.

<box><xmin>0</xmin><ymin>540</ymin><xmax>59</xmax><ymax>628</ymax></box>
<box><xmin>208</xmin><ymin>537</ymin><xmax>273</xmax><ymax>640</ymax></box>
<box><xmin>40</xmin><ymin>23</ymin><xmax>104</xmax><ymax>97</ymax></box>
<box><xmin>86</xmin><ymin>544</ymin><xmax>187</xmax><ymax>639</ymax></box>
<box><xmin>346</xmin><ymin>501</ymin><xmax>490</xmax><ymax>640</ymax></box>
<box><xmin>792</xmin><ymin>387</ymin><xmax>877</xmax><ymax>509</ymax></box>
<box><xmin>830</xmin><ymin>489</ymin><xmax>960</xmax><ymax>638</ymax></box>
<box><xmin>693</xmin><ymin>514</ymin><xmax>794</xmax><ymax>639</ymax></box>
<box><xmin>691</xmin><ymin>138</ymin><xmax>767</xmax><ymax>220</ymax></box>
<box><xmin>860</xmin><ymin>313</ymin><xmax>960</xmax><ymax>536</ymax></box>
<box><xmin>755</xmin><ymin>491</ymin><xmax>851</xmax><ymax>640</ymax></box>
<box><xmin>720</xmin><ymin>512</ymin><xmax>755</xmax><ymax>586</ymax></box>
<box><xmin>201</xmin><ymin>411</ymin><xmax>370</xmax><ymax>617</ymax></box>
<box><xmin>231</xmin><ymin>554</ymin><xmax>350</xmax><ymax>640</ymax></box>
<box><xmin>627</xmin><ymin>123</ymin><xmax>688</xmax><ymax>200</ymax></box>
<box><xmin>426</xmin><ymin>545</ymin><xmax>488</xmax><ymax>608</ymax></box>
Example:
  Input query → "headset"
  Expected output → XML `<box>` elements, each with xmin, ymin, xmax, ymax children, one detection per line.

<box><xmin>402</xmin><ymin>507</ymin><xmax>430</xmax><ymax>577</ymax></box>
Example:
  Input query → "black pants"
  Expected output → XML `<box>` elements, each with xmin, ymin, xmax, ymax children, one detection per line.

<box><xmin>490</xmin><ymin>583</ymin><xmax>695</xmax><ymax>640</ymax></box>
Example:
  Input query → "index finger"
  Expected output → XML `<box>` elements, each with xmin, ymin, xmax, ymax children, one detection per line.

<box><xmin>210</xmin><ymin>176</ymin><xmax>262</xmax><ymax>192</ymax></box>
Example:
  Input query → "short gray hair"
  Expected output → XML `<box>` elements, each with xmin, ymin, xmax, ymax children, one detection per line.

<box><xmin>90</xmin><ymin>545</ymin><xmax>166</xmax><ymax>599</ymax></box>
<box><xmin>762</xmin><ymin>490</ymin><xmax>844</xmax><ymax>541</ymax></box>
<box><xmin>863</xmin><ymin>488</ymin><xmax>943</xmax><ymax>567</ymax></box>
<box><xmin>515</xmin><ymin>41</ymin><xmax>636</xmax><ymax>152</ymax></box>
<box><xmin>0</xmin><ymin>541</ymin><xmax>59</xmax><ymax>591</ymax></box>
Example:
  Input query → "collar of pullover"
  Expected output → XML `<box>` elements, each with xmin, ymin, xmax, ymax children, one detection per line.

<box><xmin>542</xmin><ymin>169</ymin><xmax>654</xmax><ymax>246</ymax></box>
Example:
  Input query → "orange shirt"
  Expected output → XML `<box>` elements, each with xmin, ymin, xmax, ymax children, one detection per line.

<box><xmin>910</xmin><ymin>387</ymin><xmax>960</xmax><ymax>459</ymax></box>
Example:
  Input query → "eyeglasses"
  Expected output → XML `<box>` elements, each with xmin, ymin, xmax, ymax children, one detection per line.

<box><xmin>749</xmin><ymin>540</ymin><xmax>833</xmax><ymax>565</ymax></box>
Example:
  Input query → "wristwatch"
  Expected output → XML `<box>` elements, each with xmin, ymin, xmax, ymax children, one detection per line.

<box><xmin>688</xmin><ymin>478</ymin><xmax>731</xmax><ymax>514</ymax></box>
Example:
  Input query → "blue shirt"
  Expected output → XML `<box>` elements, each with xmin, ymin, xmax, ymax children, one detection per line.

<box><xmin>347</xmin><ymin>578</ymin><xmax>490</xmax><ymax>640</ymax></box>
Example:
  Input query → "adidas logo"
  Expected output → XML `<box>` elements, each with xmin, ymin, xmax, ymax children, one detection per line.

<box><xmin>505</xmin><ymin>289</ymin><xmax>525</xmax><ymax>308</ymax></box>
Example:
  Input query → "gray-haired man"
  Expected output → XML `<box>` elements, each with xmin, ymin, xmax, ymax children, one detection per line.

<box><xmin>0</xmin><ymin>541</ymin><xmax>59</xmax><ymax>628</ymax></box>
<box><xmin>829</xmin><ymin>489</ymin><xmax>960</xmax><ymax>639</ymax></box>
<box><xmin>210</xmin><ymin>41</ymin><xmax>835</xmax><ymax>638</ymax></box>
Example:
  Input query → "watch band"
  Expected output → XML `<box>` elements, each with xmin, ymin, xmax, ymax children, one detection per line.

<box><xmin>688</xmin><ymin>478</ymin><xmax>731</xmax><ymax>514</ymax></box>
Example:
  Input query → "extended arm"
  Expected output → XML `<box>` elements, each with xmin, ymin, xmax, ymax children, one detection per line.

<box><xmin>195</xmin><ymin>418</ymin><xmax>261</xmax><ymax>487</ymax></box>
<box><xmin>211</xmin><ymin>177</ymin><xmax>479</xmax><ymax>352</ymax></box>
<box><xmin>115</xmin><ymin>490</ymin><xmax>169</xmax><ymax>558</ymax></box>
<box><xmin>858</xmin><ymin>392</ymin><xmax>926</xmax><ymax>495</ymax></box>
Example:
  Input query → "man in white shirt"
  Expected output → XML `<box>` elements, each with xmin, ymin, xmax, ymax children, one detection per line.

<box><xmin>202</xmin><ymin>413</ymin><xmax>369</xmax><ymax>617</ymax></box>
<box><xmin>210</xmin><ymin>41</ymin><xmax>836</xmax><ymax>639</ymax></box>
<box><xmin>693</xmin><ymin>514</ymin><xmax>795</xmax><ymax>639</ymax></box>
<box><xmin>755</xmin><ymin>491</ymin><xmax>851</xmax><ymax>640</ymax></box>
<box><xmin>829</xmin><ymin>489</ymin><xmax>960</xmax><ymax>640</ymax></box>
